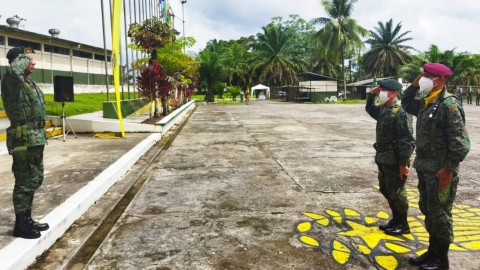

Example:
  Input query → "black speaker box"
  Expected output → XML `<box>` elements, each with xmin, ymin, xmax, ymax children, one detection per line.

<box><xmin>54</xmin><ymin>76</ymin><xmax>74</xmax><ymax>102</ymax></box>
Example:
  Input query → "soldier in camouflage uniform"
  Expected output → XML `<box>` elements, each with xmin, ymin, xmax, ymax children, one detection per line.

<box><xmin>366</xmin><ymin>79</ymin><xmax>415</xmax><ymax>236</ymax></box>
<box><xmin>402</xmin><ymin>63</ymin><xmax>470</xmax><ymax>270</ymax></box>
<box><xmin>1</xmin><ymin>47</ymin><xmax>50</xmax><ymax>239</ymax></box>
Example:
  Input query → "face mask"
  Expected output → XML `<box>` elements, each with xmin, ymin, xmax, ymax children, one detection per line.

<box><xmin>419</xmin><ymin>76</ymin><xmax>439</xmax><ymax>93</ymax></box>
<box><xmin>378</xmin><ymin>91</ymin><xmax>390</xmax><ymax>103</ymax></box>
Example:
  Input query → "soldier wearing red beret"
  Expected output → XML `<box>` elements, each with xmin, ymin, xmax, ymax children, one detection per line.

<box><xmin>402</xmin><ymin>63</ymin><xmax>470</xmax><ymax>270</ymax></box>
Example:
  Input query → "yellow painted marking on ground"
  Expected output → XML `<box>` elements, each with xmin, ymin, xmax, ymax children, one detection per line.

<box><xmin>365</xmin><ymin>217</ymin><xmax>378</xmax><ymax>224</ymax></box>
<box><xmin>453</xmin><ymin>218</ymin><xmax>480</xmax><ymax>222</ymax></box>
<box><xmin>453</xmin><ymin>231</ymin><xmax>480</xmax><ymax>236</ymax></box>
<box><xmin>333</xmin><ymin>240</ymin><xmax>349</xmax><ymax>252</ymax></box>
<box><xmin>377</xmin><ymin>211</ymin><xmax>390</xmax><ymax>219</ymax></box>
<box><xmin>356</xmin><ymin>245</ymin><xmax>371</xmax><ymax>255</ymax></box>
<box><xmin>0</xmin><ymin>112</ymin><xmax>6</xmax><ymax>117</ymax></box>
<box><xmin>452</xmin><ymin>209</ymin><xmax>466</xmax><ymax>214</ymax></box>
<box><xmin>316</xmin><ymin>218</ymin><xmax>330</xmax><ymax>226</ymax></box>
<box><xmin>420</xmin><ymin>241</ymin><xmax>429</xmax><ymax>245</ymax></box>
<box><xmin>344</xmin><ymin>209</ymin><xmax>360</xmax><ymax>216</ymax></box>
<box><xmin>458</xmin><ymin>213</ymin><xmax>476</xmax><ymax>218</ymax></box>
<box><xmin>460</xmin><ymin>241</ymin><xmax>480</xmax><ymax>250</ymax></box>
<box><xmin>299</xmin><ymin>236</ymin><xmax>320</xmax><ymax>247</ymax></box>
<box><xmin>453</xmin><ymin>222</ymin><xmax>480</xmax><ymax>226</ymax></box>
<box><xmin>416</xmin><ymin>249</ymin><xmax>428</xmax><ymax>256</ymax></box>
<box><xmin>409</xmin><ymin>203</ymin><xmax>420</xmax><ymax>208</ymax></box>
<box><xmin>46</xmin><ymin>128</ymin><xmax>62</xmax><ymax>138</ymax></box>
<box><xmin>338</xmin><ymin>221</ymin><xmax>403</xmax><ymax>249</ymax></box>
<box><xmin>302</xmin><ymin>212</ymin><xmax>326</xmax><ymax>220</ymax></box>
<box><xmin>375</xmin><ymin>255</ymin><xmax>398</xmax><ymax>270</ymax></box>
<box><xmin>414</xmin><ymin>233</ymin><xmax>430</xmax><ymax>237</ymax></box>
<box><xmin>385</xmin><ymin>243</ymin><xmax>411</xmax><ymax>253</ymax></box>
<box><xmin>403</xmin><ymin>234</ymin><xmax>415</xmax><ymax>240</ymax></box>
<box><xmin>449</xmin><ymin>243</ymin><xmax>467</xmax><ymax>251</ymax></box>
<box><xmin>418</xmin><ymin>237</ymin><xmax>429</xmax><ymax>241</ymax></box>
<box><xmin>332</xmin><ymin>250</ymin><xmax>350</xmax><ymax>264</ymax></box>
<box><xmin>454</xmin><ymin>227</ymin><xmax>480</xmax><ymax>231</ymax></box>
<box><xmin>297</xmin><ymin>222</ymin><xmax>312</xmax><ymax>233</ymax></box>
<box><xmin>468</xmin><ymin>208</ymin><xmax>480</xmax><ymax>213</ymax></box>
<box><xmin>411</xmin><ymin>227</ymin><xmax>427</xmax><ymax>233</ymax></box>
<box><xmin>333</xmin><ymin>217</ymin><xmax>342</xmax><ymax>223</ymax></box>
<box><xmin>0</xmin><ymin>134</ymin><xmax>6</xmax><ymax>141</ymax></box>
<box><xmin>94</xmin><ymin>133</ymin><xmax>122</xmax><ymax>139</ymax></box>
<box><xmin>409</xmin><ymin>221</ymin><xmax>423</xmax><ymax>227</ymax></box>
<box><xmin>407</xmin><ymin>217</ymin><xmax>416</xmax><ymax>221</ymax></box>
<box><xmin>454</xmin><ymin>235</ymin><xmax>480</xmax><ymax>242</ymax></box>
<box><xmin>456</xmin><ymin>205</ymin><xmax>471</xmax><ymax>209</ymax></box>
<box><xmin>374</xmin><ymin>185</ymin><xmax>380</xmax><ymax>189</ymax></box>
<box><xmin>326</xmin><ymin>210</ymin><xmax>340</xmax><ymax>217</ymax></box>
<box><xmin>417</xmin><ymin>215</ymin><xmax>426</xmax><ymax>220</ymax></box>
<box><xmin>44</xmin><ymin>121</ymin><xmax>52</xmax><ymax>129</ymax></box>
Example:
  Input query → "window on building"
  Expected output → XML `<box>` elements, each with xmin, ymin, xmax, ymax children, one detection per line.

<box><xmin>44</xmin><ymin>44</ymin><xmax>70</xmax><ymax>55</ymax></box>
<box><xmin>94</xmin><ymin>54</ymin><xmax>111</xmax><ymax>62</ymax></box>
<box><xmin>8</xmin><ymin>37</ymin><xmax>41</xmax><ymax>50</ymax></box>
<box><xmin>0</xmin><ymin>36</ymin><xmax>4</xmax><ymax>45</ymax></box>
<box><xmin>72</xmin><ymin>50</ymin><xmax>92</xmax><ymax>59</ymax></box>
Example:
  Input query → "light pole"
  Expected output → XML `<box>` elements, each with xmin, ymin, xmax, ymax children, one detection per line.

<box><xmin>181</xmin><ymin>0</ymin><xmax>187</xmax><ymax>53</ymax></box>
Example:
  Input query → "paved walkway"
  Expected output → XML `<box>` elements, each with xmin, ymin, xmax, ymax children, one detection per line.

<box><xmin>85</xmin><ymin>101</ymin><xmax>480</xmax><ymax>270</ymax></box>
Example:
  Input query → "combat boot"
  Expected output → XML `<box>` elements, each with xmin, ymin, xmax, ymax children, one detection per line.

<box><xmin>409</xmin><ymin>237</ymin><xmax>437</xmax><ymax>266</ymax></box>
<box><xmin>384</xmin><ymin>213</ymin><xmax>410</xmax><ymax>235</ymax></box>
<box><xmin>419</xmin><ymin>243</ymin><xmax>449</xmax><ymax>270</ymax></box>
<box><xmin>379</xmin><ymin>211</ymin><xmax>398</xmax><ymax>231</ymax></box>
<box><xmin>13</xmin><ymin>212</ymin><xmax>41</xmax><ymax>239</ymax></box>
<box><xmin>26</xmin><ymin>210</ymin><xmax>49</xmax><ymax>231</ymax></box>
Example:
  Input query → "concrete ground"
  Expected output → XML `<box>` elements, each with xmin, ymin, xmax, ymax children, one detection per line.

<box><xmin>0</xmin><ymin>132</ymin><xmax>153</xmax><ymax>251</ymax></box>
<box><xmin>80</xmin><ymin>101</ymin><xmax>480</xmax><ymax>270</ymax></box>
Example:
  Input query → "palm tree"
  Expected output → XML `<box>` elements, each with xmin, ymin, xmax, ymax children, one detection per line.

<box><xmin>252</xmin><ymin>23</ymin><xmax>306</xmax><ymax>86</ymax></box>
<box><xmin>197</xmin><ymin>49</ymin><xmax>222</xmax><ymax>102</ymax></box>
<box><xmin>223</xmin><ymin>43</ymin><xmax>250</xmax><ymax>86</ymax></box>
<box><xmin>310</xmin><ymin>0</ymin><xmax>368</xmax><ymax>99</ymax></box>
<box><xmin>362</xmin><ymin>19</ymin><xmax>414</xmax><ymax>77</ymax></box>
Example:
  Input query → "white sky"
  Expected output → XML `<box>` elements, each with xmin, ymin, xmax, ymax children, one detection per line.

<box><xmin>1</xmin><ymin>0</ymin><xmax>479</xmax><ymax>57</ymax></box>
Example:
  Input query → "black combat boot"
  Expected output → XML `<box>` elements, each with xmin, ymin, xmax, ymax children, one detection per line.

<box><xmin>26</xmin><ymin>210</ymin><xmax>49</xmax><ymax>231</ymax></box>
<box><xmin>13</xmin><ymin>212</ymin><xmax>41</xmax><ymax>239</ymax></box>
<box><xmin>409</xmin><ymin>237</ymin><xmax>437</xmax><ymax>266</ymax></box>
<box><xmin>384</xmin><ymin>213</ymin><xmax>410</xmax><ymax>235</ymax></box>
<box><xmin>379</xmin><ymin>210</ymin><xmax>398</xmax><ymax>231</ymax></box>
<box><xmin>419</xmin><ymin>243</ymin><xmax>449</xmax><ymax>270</ymax></box>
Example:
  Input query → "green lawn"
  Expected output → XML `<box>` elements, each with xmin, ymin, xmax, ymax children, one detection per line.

<box><xmin>1</xmin><ymin>93</ymin><xmax>117</xmax><ymax>117</ymax></box>
<box><xmin>305</xmin><ymin>99</ymin><xmax>367</xmax><ymax>104</ymax></box>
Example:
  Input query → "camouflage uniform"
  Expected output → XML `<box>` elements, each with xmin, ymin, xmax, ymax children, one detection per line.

<box><xmin>402</xmin><ymin>84</ymin><xmax>470</xmax><ymax>246</ymax></box>
<box><xmin>1</xmin><ymin>55</ymin><xmax>47</xmax><ymax>214</ymax></box>
<box><xmin>366</xmin><ymin>93</ymin><xmax>415</xmax><ymax>216</ymax></box>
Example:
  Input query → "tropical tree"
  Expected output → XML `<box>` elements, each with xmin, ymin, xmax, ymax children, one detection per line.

<box><xmin>310</xmin><ymin>0</ymin><xmax>369</xmax><ymax>98</ymax></box>
<box><xmin>252</xmin><ymin>23</ymin><xmax>306</xmax><ymax>86</ymax></box>
<box><xmin>362</xmin><ymin>19</ymin><xmax>414</xmax><ymax>77</ymax></box>
<box><xmin>197</xmin><ymin>49</ymin><xmax>222</xmax><ymax>102</ymax></box>
<box><xmin>223</xmin><ymin>43</ymin><xmax>250</xmax><ymax>86</ymax></box>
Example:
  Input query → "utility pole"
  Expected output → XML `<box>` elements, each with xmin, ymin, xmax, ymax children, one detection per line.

<box><xmin>100</xmin><ymin>0</ymin><xmax>110</xmax><ymax>101</ymax></box>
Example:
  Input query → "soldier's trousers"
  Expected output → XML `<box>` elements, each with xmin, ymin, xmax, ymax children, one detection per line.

<box><xmin>476</xmin><ymin>96</ymin><xmax>479</xmax><ymax>105</ymax></box>
<box><xmin>417</xmin><ymin>169</ymin><xmax>459</xmax><ymax>245</ymax></box>
<box><xmin>12</xmin><ymin>145</ymin><xmax>45</xmax><ymax>214</ymax></box>
<box><xmin>377</xmin><ymin>163</ymin><xmax>408</xmax><ymax>215</ymax></box>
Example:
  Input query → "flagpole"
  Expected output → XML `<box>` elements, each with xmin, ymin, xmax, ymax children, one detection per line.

<box><xmin>123</xmin><ymin>0</ymin><xmax>130</xmax><ymax>100</ymax></box>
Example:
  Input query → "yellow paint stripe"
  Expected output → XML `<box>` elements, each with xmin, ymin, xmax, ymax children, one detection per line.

<box><xmin>44</xmin><ymin>121</ymin><xmax>52</xmax><ymax>129</ymax></box>
<box><xmin>454</xmin><ymin>231</ymin><xmax>480</xmax><ymax>236</ymax></box>
<box><xmin>0</xmin><ymin>134</ymin><xmax>6</xmax><ymax>141</ymax></box>
<box><xmin>455</xmin><ymin>235</ymin><xmax>480</xmax><ymax>242</ymax></box>
<box><xmin>0</xmin><ymin>112</ymin><xmax>6</xmax><ymax>117</ymax></box>
<box><xmin>46</xmin><ymin>128</ymin><xmax>62</xmax><ymax>138</ymax></box>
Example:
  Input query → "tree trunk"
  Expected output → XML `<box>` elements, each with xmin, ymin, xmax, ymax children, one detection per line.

<box><xmin>161</xmin><ymin>96</ymin><xmax>168</xmax><ymax>116</ymax></box>
<box><xmin>342</xmin><ymin>54</ymin><xmax>347</xmax><ymax>100</ymax></box>
<box><xmin>149</xmin><ymin>50</ymin><xmax>158</xmax><ymax>65</ymax></box>
<box><xmin>206</xmin><ymin>87</ymin><xmax>215</xmax><ymax>102</ymax></box>
<box><xmin>154</xmin><ymin>98</ymin><xmax>161</xmax><ymax>117</ymax></box>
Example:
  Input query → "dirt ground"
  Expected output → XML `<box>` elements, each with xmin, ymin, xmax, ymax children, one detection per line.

<box><xmin>85</xmin><ymin>101</ymin><xmax>480</xmax><ymax>270</ymax></box>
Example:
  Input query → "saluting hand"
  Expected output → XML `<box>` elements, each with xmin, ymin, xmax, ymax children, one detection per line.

<box><xmin>370</xmin><ymin>86</ymin><xmax>381</xmax><ymax>95</ymax></box>
<box><xmin>437</xmin><ymin>168</ymin><xmax>453</xmax><ymax>190</ymax></box>
<box><xmin>412</xmin><ymin>73</ymin><xmax>424</xmax><ymax>87</ymax></box>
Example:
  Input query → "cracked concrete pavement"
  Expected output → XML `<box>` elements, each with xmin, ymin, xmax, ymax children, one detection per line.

<box><xmin>85</xmin><ymin>101</ymin><xmax>480</xmax><ymax>270</ymax></box>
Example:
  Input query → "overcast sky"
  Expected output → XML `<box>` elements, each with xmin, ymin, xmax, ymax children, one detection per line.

<box><xmin>1</xmin><ymin>0</ymin><xmax>479</xmax><ymax>56</ymax></box>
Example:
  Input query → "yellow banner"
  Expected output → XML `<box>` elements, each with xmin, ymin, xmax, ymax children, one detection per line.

<box><xmin>112</xmin><ymin>0</ymin><xmax>125</xmax><ymax>137</ymax></box>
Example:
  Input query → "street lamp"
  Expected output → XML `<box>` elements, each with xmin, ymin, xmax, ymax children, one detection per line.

<box><xmin>181</xmin><ymin>0</ymin><xmax>187</xmax><ymax>53</ymax></box>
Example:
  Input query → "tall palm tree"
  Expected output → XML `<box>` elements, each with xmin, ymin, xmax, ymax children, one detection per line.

<box><xmin>310</xmin><ymin>0</ymin><xmax>368</xmax><ymax>99</ymax></box>
<box><xmin>362</xmin><ymin>19</ymin><xmax>414</xmax><ymax>77</ymax></box>
<box><xmin>197</xmin><ymin>50</ymin><xmax>222</xmax><ymax>102</ymax></box>
<box><xmin>252</xmin><ymin>23</ymin><xmax>306</xmax><ymax>86</ymax></box>
<box><xmin>223</xmin><ymin>43</ymin><xmax>250</xmax><ymax>86</ymax></box>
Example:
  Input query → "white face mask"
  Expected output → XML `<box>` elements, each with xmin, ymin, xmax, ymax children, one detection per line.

<box><xmin>419</xmin><ymin>76</ymin><xmax>438</xmax><ymax>93</ymax></box>
<box><xmin>378</xmin><ymin>91</ymin><xmax>390</xmax><ymax>104</ymax></box>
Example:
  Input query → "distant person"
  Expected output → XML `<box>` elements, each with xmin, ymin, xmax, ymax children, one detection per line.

<box><xmin>365</xmin><ymin>79</ymin><xmax>415</xmax><ymax>236</ymax></box>
<box><xmin>240</xmin><ymin>91</ymin><xmax>244</xmax><ymax>103</ymax></box>
<box><xmin>467</xmin><ymin>87</ymin><xmax>473</xmax><ymax>104</ymax></box>
<box><xmin>402</xmin><ymin>63</ymin><xmax>470</xmax><ymax>270</ymax></box>
<box><xmin>1</xmin><ymin>47</ymin><xmax>50</xmax><ymax>239</ymax></box>
<box><xmin>458</xmin><ymin>87</ymin><xmax>464</xmax><ymax>105</ymax></box>
<box><xmin>476</xmin><ymin>88</ymin><xmax>480</xmax><ymax>106</ymax></box>
<box><xmin>246</xmin><ymin>91</ymin><xmax>250</xmax><ymax>104</ymax></box>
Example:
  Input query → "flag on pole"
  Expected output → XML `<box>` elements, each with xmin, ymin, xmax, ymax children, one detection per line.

<box><xmin>112</xmin><ymin>0</ymin><xmax>125</xmax><ymax>137</ymax></box>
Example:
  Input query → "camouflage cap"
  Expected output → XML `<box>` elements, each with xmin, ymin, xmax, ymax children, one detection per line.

<box><xmin>378</xmin><ymin>79</ymin><xmax>402</xmax><ymax>91</ymax></box>
<box><xmin>6</xmin><ymin>47</ymin><xmax>35</xmax><ymax>64</ymax></box>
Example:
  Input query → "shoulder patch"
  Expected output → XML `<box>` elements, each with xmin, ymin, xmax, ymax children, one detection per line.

<box><xmin>448</xmin><ymin>104</ymin><xmax>458</xmax><ymax>112</ymax></box>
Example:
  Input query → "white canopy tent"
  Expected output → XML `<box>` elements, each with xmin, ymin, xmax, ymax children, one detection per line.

<box><xmin>251</xmin><ymin>84</ymin><xmax>270</xmax><ymax>100</ymax></box>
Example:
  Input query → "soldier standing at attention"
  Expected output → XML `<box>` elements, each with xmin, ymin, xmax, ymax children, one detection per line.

<box><xmin>467</xmin><ymin>87</ymin><xmax>473</xmax><ymax>105</ymax></box>
<box><xmin>366</xmin><ymin>79</ymin><xmax>415</xmax><ymax>236</ymax></box>
<box><xmin>402</xmin><ymin>63</ymin><xmax>470</xmax><ymax>270</ymax></box>
<box><xmin>476</xmin><ymin>87</ymin><xmax>480</xmax><ymax>106</ymax></box>
<box><xmin>1</xmin><ymin>47</ymin><xmax>50</xmax><ymax>239</ymax></box>
<box><xmin>458</xmin><ymin>87</ymin><xmax>464</xmax><ymax>105</ymax></box>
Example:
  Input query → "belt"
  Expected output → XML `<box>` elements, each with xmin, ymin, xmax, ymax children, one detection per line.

<box><xmin>373</xmin><ymin>142</ymin><xmax>396</xmax><ymax>153</ymax></box>
<box><xmin>416</xmin><ymin>150</ymin><xmax>444</xmax><ymax>159</ymax></box>
<box><xmin>10</xmin><ymin>121</ymin><xmax>46</xmax><ymax>129</ymax></box>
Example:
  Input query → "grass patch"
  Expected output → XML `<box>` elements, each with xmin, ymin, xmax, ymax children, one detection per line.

<box><xmin>305</xmin><ymin>99</ymin><xmax>366</xmax><ymax>105</ymax></box>
<box><xmin>191</xmin><ymin>95</ymin><xmax>205</xmax><ymax>100</ymax></box>
<box><xmin>210</xmin><ymin>99</ymin><xmax>245</xmax><ymax>105</ymax></box>
<box><xmin>1</xmin><ymin>93</ymin><xmax>119</xmax><ymax>117</ymax></box>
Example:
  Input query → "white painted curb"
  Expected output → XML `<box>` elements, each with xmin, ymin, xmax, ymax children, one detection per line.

<box><xmin>0</xmin><ymin>133</ymin><xmax>162</xmax><ymax>270</ymax></box>
<box><xmin>157</xmin><ymin>100</ymin><xmax>196</xmax><ymax>135</ymax></box>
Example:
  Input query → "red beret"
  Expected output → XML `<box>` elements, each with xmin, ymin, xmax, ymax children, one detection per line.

<box><xmin>423</xmin><ymin>63</ymin><xmax>452</xmax><ymax>77</ymax></box>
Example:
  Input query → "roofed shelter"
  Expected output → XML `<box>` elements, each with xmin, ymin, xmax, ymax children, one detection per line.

<box><xmin>298</xmin><ymin>72</ymin><xmax>339</xmax><ymax>101</ymax></box>
<box><xmin>251</xmin><ymin>84</ymin><xmax>270</xmax><ymax>100</ymax></box>
<box><xmin>346</xmin><ymin>77</ymin><xmax>394</xmax><ymax>100</ymax></box>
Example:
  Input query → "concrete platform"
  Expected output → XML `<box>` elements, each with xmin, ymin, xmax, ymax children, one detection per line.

<box><xmin>84</xmin><ymin>101</ymin><xmax>480</xmax><ymax>270</ymax></box>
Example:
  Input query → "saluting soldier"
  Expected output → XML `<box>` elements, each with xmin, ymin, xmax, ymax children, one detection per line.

<box><xmin>402</xmin><ymin>63</ymin><xmax>470</xmax><ymax>270</ymax></box>
<box><xmin>1</xmin><ymin>47</ymin><xmax>50</xmax><ymax>239</ymax></box>
<box><xmin>366</xmin><ymin>79</ymin><xmax>415</xmax><ymax>236</ymax></box>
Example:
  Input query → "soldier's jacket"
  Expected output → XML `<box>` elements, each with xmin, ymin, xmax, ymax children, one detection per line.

<box><xmin>366</xmin><ymin>93</ymin><xmax>415</xmax><ymax>166</ymax></box>
<box><xmin>1</xmin><ymin>55</ymin><xmax>47</xmax><ymax>153</ymax></box>
<box><xmin>402</xmin><ymin>85</ymin><xmax>470</xmax><ymax>172</ymax></box>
